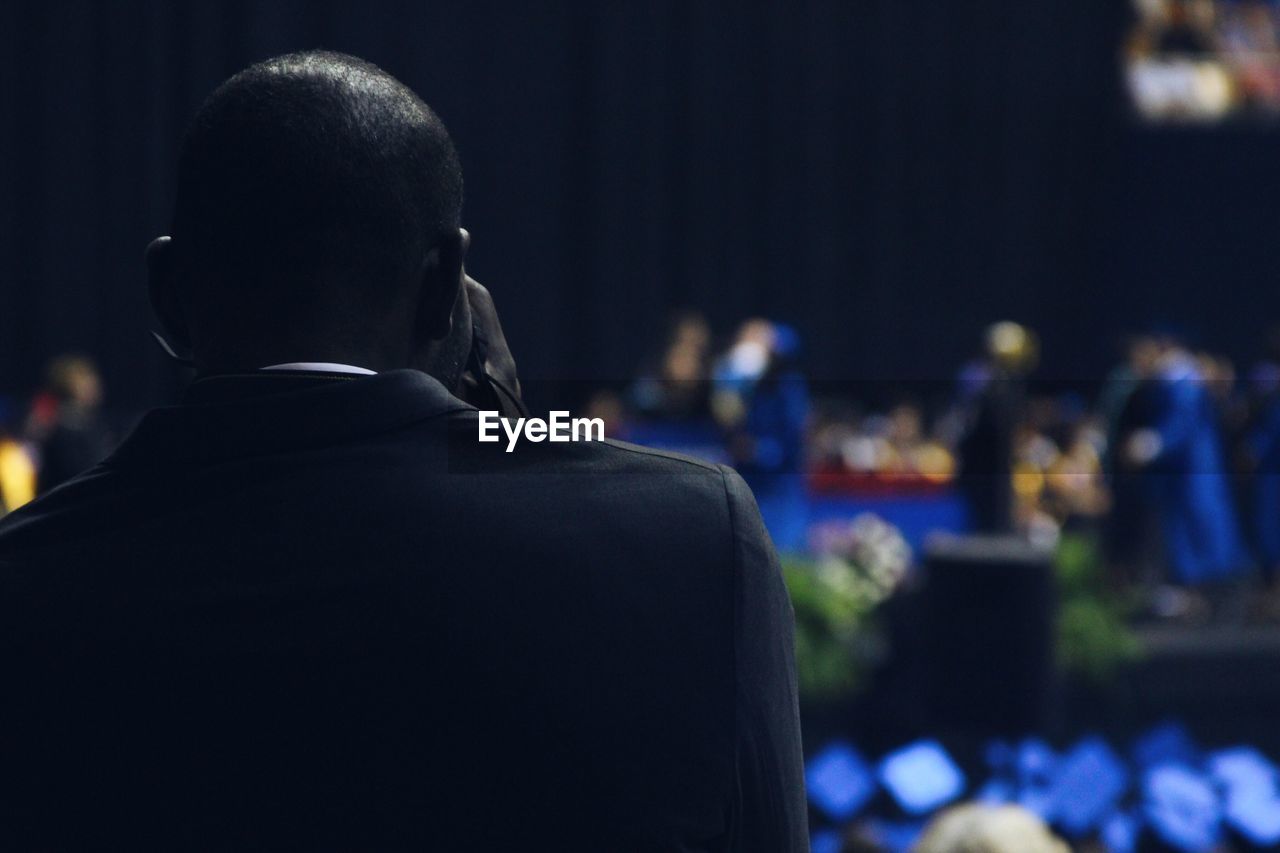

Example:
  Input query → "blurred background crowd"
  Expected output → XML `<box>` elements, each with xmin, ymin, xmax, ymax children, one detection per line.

<box><xmin>12</xmin><ymin>311</ymin><xmax>1280</xmax><ymax>618</ymax></box>
<box><xmin>1128</xmin><ymin>0</ymin><xmax>1280</xmax><ymax>121</ymax></box>
<box><xmin>566</xmin><ymin>314</ymin><xmax>1280</xmax><ymax>623</ymax></box>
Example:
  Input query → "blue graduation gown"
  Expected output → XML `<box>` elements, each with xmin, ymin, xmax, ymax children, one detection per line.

<box><xmin>739</xmin><ymin>374</ymin><xmax>810</xmax><ymax>553</ymax></box>
<box><xmin>1145</xmin><ymin>358</ymin><xmax>1248</xmax><ymax>584</ymax></box>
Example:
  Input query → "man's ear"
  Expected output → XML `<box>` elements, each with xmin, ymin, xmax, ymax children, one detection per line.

<box><xmin>146</xmin><ymin>236</ymin><xmax>192</xmax><ymax>354</ymax></box>
<box><xmin>415</xmin><ymin>228</ymin><xmax>468</xmax><ymax>341</ymax></box>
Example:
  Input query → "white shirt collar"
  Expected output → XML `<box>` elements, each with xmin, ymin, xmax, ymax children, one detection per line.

<box><xmin>260</xmin><ymin>362</ymin><xmax>377</xmax><ymax>376</ymax></box>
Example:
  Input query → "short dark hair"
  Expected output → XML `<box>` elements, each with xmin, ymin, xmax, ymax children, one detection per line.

<box><xmin>172</xmin><ymin>50</ymin><xmax>462</xmax><ymax>297</ymax></box>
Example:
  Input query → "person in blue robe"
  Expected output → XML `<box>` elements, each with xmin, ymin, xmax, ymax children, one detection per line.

<box><xmin>1131</xmin><ymin>347</ymin><xmax>1249</xmax><ymax>585</ymax></box>
<box><xmin>713</xmin><ymin>321</ymin><xmax>810</xmax><ymax>552</ymax></box>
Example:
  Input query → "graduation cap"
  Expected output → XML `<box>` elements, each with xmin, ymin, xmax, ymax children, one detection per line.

<box><xmin>1223</xmin><ymin>790</ymin><xmax>1280</xmax><ymax>848</ymax></box>
<box><xmin>1101</xmin><ymin>809</ymin><xmax>1140</xmax><ymax>853</ymax></box>
<box><xmin>878</xmin><ymin>740</ymin><xmax>966</xmax><ymax>816</ymax></box>
<box><xmin>806</xmin><ymin>741</ymin><xmax>877</xmax><ymax>821</ymax></box>
<box><xmin>1040</xmin><ymin>736</ymin><xmax>1129</xmax><ymax>837</ymax></box>
<box><xmin>1016</xmin><ymin>737</ymin><xmax>1059</xmax><ymax>785</ymax></box>
<box><xmin>1210</xmin><ymin>745</ymin><xmax>1277</xmax><ymax>792</ymax></box>
<box><xmin>1010</xmin><ymin>737</ymin><xmax>1059</xmax><ymax>817</ymax></box>
<box><xmin>1210</xmin><ymin>747</ymin><xmax>1280</xmax><ymax>847</ymax></box>
<box><xmin>1143</xmin><ymin>764</ymin><xmax>1222</xmax><ymax>853</ymax></box>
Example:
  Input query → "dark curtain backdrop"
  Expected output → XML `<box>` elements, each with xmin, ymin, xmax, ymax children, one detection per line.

<box><xmin>2</xmin><ymin>0</ymin><xmax>1275</xmax><ymax>414</ymax></box>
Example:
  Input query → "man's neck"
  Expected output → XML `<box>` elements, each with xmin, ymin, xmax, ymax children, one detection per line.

<box><xmin>260</xmin><ymin>362</ymin><xmax>377</xmax><ymax>376</ymax></box>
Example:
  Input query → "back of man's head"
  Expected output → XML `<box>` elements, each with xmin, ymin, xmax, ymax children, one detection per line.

<box><xmin>168</xmin><ymin>50</ymin><xmax>463</xmax><ymax>360</ymax></box>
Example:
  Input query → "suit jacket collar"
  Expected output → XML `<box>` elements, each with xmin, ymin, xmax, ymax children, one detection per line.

<box><xmin>106</xmin><ymin>369</ymin><xmax>472</xmax><ymax>469</ymax></box>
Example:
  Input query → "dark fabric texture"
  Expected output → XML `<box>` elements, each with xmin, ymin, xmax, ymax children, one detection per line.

<box><xmin>0</xmin><ymin>369</ymin><xmax>808</xmax><ymax>852</ymax></box>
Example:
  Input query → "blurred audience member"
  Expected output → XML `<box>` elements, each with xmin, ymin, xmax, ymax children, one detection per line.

<box><xmin>1154</xmin><ymin>0</ymin><xmax>1217</xmax><ymax>56</ymax></box>
<box><xmin>1011</xmin><ymin>404</ymin><xmax>1111</xmax><ymax>546</ymax></box>
<box><xmin>1101</xmin><ymin>334</ymin><xmax>1165</xmax><ymax>586</ymax></box>
<box><xmin>713</xmin><ymin>319</ymin><xmax>809</xmax><ymax>550</ymax></box>
<box><xmin>582</xmin><ymin>389</ymin><xmax>627</xmax><ymax>438</ymax></box>
<box><xmin>0</xmin><ymin>401</ymin><xmax>36</xmax><ymax>516</ymax></box>
<box><xmin>29</xmin><ymin>355</ymin><xmax>111</xmax><ymax>495</ymax></box>
<box><xmin>882</xmin><ymin>403</ymin><xmax>952</xmax><ymax>482</ymax></box>
<box><xmin>911</xmin><ymin>803</ymin><xmax>1068</xmax><ymax>853</ymax></box>
<box><xmin>1045</xmin><ymin>418</ymin><xmax>1111</xmax><ymax>523</ymax></box>
<box><xmin>955</xmin><ymin>322</ymin><xmax>1038</xmax><ymax>534</ymax></box>
<box><xmin>1219</xmin><ymin>1</ymin><xmax>1280</xmax><ymax>114</ymax></box>
<box><xmin>1123</xmin><ymin>332</ymin><xmax>1250</xmax><ymax>591</ymax></box>
<box><xmin>1127</xmin><ymin>0</ymin><xmax>1234</xmax><ymax>121</ymax></box>
<box><xmin>810</xmin><ymin>400</ymin><xmax>864</xmax><ymax>472</ymax></box>
<box><xmin>810</xmin><ymin>401</ymin><xmax>954</xmax><ymax>487</ymax></box>
<box><xmin>630</xmin><ymin>310</ymin><xmax>713</xmax><ymax>422</ymax></box>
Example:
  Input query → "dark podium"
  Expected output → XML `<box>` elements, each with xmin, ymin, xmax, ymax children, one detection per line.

<box><xmin>919</xmin><ymin>534</ymin><xmax>1057</xmax><ymax>737</ymax></box>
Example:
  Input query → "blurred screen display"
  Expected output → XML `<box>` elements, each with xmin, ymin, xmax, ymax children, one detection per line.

<box><xmin>1127</xmin><ymin>0</ymin><xmax>1280</xmax><ymax>122</ymax></box>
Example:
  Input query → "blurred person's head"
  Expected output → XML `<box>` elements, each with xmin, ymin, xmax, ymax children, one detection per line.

<box><xmin>728</xmin><ymin>318</ymin><xmax>803</xmax><ymax>377</ymax></box>
<box><xmin>663</xmin><ymin>342</ymin><xmax>706</xmax><ymax>384</ymax></box>
<box><xmin>44</xmin><ymin>355</ymin><xmax>102</xmax><ymax>411</ymax></box>
<box><xmin>1196</xmin><ymin>351</ymin><xmax>1234</xmax><ymax>390</ymax></box>
<box><xmin>1185</xmin><ymin>0</ymin><xmax>1216</xmax><ymax>30</ymax></box>
<box><xmin>887</xmin><ymin>402</ymin><xmax>924</xmax><ymax>447</ymax></box>
<box><xmin>148</xmin><ymin>50</ymin><xmax>469</xmax><ymax>383</ymax></box>
<box><xmin>983</xmin><ymin>321</ymin><xmax>1038</xmax><ymax>375</ymax></box>
<box><xmin>661</xmin><ymin>313</ymin><xmax>711</xmax><ymax>384</ymax></box>
<box><xmin>912</xmin><ymin>803</ymin><xmax>1068</xmax><ymax>853</ymax></box>
<box><xmin>583</xmin><ymin>390</ymin><xmax>625</xmax><ymax>437</ymax></box>
<box><xmin>721</xmin><ymin>319</ymin><xmax>776</xmax><ymax>381</ymax></box>
<box><xmin>1133</xmin><ymin>0</ymin><xmax>1171</xmax><ymax>24</ymax></box>
<box><xmin>734</xmin><ymin>318</ymin><xmax>776</xmax><ymax>349</ymax></box>
<box><xmin>1127</xmin><ymin>334</ymin><xmax>1166</xmax><ymax>377</ymax></box>
<box><xmin>669</xmin><ymin>311</ymin><xmax>711</xmax><ymax>353</ymax></box>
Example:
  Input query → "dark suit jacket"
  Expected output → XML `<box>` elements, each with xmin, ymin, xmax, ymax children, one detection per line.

<box><xmin>0</xmin><ymin>370</ymin><xmax>808</xmax><ymax>852</ymax></box>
